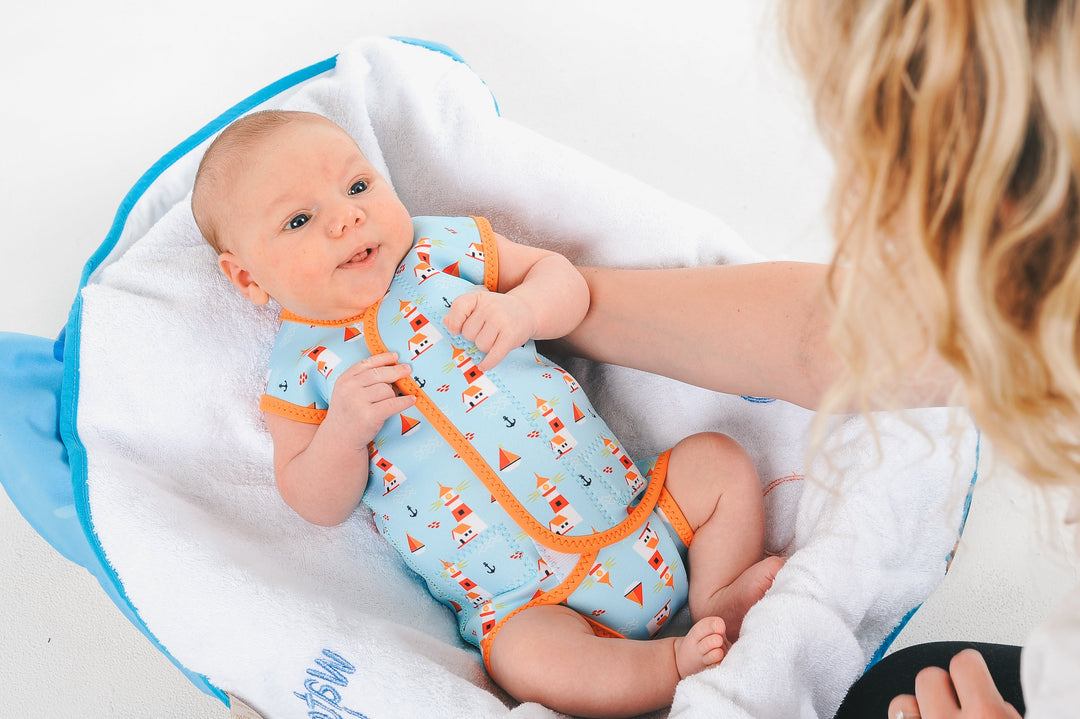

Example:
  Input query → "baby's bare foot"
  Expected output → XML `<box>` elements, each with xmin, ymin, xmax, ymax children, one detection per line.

<box><xmin>697</xmin><ymin>555</ymin><xmax>785</xmax><ymax>641</ymax></box>
<box><xmin>674</xmin><ymin>616</ymin><xmax>729</xmax><ymax>679</ymax></box>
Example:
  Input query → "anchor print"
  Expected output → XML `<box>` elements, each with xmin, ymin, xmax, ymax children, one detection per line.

<box><xmin>503</xmin><ymin>416</ymin><xmax>516</xmax><ymax>428</ymax></box>
<box><xmin>483</xmin><ymin>562</ymin><xmax>496</xmax><ymax>574</ymax></box>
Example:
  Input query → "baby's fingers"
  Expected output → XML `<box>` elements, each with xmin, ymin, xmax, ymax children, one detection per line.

<box><xmin>476</xmin><ymin>335</ymin><xmax>513</xmax><ymax>371</ymax></box>
<box><xmin>373</xmin><ymin>391</ymin><xmax>417</xmax><ymax>421</ymax></box>
<box><xmin>339</xmin><ymin>352</ymin><xmax>410</xmax><ymax>384</ymax></box>
<box><xmin>443</xmin><ymin>292</ymin><xmax>481</xmax><ymax>335</ymax></box>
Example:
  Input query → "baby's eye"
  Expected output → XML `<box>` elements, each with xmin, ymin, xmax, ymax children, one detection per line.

<box><xmin>287</xmin><ymin>214</ymin><xmax>310</xmax><ymax>230</ymax></box>
<box><xmin>348</xmin><ymin>180</ymin><xmax>369</xmax><ymax>195</ymax></box>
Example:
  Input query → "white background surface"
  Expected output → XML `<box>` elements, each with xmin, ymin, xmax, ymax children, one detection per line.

<box><xmin>1</xmin><ymin>2</ymin><xmax>1077</xmax><ymax>717</ymax></box>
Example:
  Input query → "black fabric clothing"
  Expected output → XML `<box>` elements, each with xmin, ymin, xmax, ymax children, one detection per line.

<box><xmin>833</xmin><ymin>642</ymin><xmax>1025</xmax><ymax>718</ymax></box>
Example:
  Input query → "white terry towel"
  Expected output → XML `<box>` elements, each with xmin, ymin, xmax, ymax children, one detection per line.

<box><xmin>72</xmin><ymin>37</ymin><xmax>976</xmax><ymax>718</ymax></box>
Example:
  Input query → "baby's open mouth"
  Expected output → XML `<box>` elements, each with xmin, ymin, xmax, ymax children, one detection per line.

<box><xmin>340</xmin><ymin>247</ymin><xmax>376</xmax><ymax>267</ymax></box>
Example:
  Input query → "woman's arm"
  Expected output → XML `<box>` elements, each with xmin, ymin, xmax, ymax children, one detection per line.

<box><xmin>556</xmin><ymin>262</ymin><xmax>839</xmax><ymax>410</ymax></box>
<box><xmin>558</xmin><ymin>262</ymin><xmax>957</xmax><ymax>411</ymax></box>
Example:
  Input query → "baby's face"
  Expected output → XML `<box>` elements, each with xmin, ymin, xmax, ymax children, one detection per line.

<box><xmin>216</xmin><ymin>117</ymin><xmax>414</xmax><ymax>320</ymax></box>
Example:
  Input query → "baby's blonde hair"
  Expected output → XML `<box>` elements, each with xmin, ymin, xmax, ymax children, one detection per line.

<box><xmin>783</xmin><ymin>0</ymin><xmax>1080</xmax><ymax>486</ymax></box>
<box><xmin>191</xmin><ymin>110</ymin><xmax>324</xmax><ymax>254</ymax></box>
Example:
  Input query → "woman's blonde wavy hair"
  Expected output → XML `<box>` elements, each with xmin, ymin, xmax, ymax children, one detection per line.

<box><xmin>783</xmin><ymin>0</ymin><xmax>1080</xmax><ymax>487</ymax></box>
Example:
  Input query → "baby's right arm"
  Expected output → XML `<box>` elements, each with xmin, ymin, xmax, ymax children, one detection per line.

<box><xmin>266</xmin><ymin>352</ymin><xmax>415</xmax><ymax>526</ymax></box>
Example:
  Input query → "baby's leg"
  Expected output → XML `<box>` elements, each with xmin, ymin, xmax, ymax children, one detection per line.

<box><xmin>489</xmin><ymin>604</ymin><xmax>727</xmax><ymax>719</ymax></box>
<box><xmin>664</xmin><ymin>432</ymin><xmax>784</xmax><ymax>639</ymax></box>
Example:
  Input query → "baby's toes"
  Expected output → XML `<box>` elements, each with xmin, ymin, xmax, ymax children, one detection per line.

<box><xmin>699</xmin><ymin>628</ymin><xmax>728</xmax><ymax>667</ymax></box>
<box><xmin>688</xmin><ymin>616</ymin><xmax>726</xmax><ymax>643</ymax></box>
<box><xmin>676</xmin><ymin>616</ymin><xmax>730</xmax><ymax>678</ymax></box>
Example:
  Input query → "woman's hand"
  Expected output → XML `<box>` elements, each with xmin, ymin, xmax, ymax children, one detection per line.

<box><xmin>888</xmin><ymin>649</ymin><xmax>1022</xmax><ymax>718</ymax></box>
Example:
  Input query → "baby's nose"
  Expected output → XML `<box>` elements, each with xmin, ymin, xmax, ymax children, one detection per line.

<box><xmin>330</xmin><ymin>204</ymin><xmax>365</xmax><ymax>237</ymax></box>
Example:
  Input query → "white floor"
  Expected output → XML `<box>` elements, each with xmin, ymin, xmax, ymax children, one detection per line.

<box><xmin>1</xmin><ymin>2</ymin><xmax>1077</xmax><ymax>717</ymax></box>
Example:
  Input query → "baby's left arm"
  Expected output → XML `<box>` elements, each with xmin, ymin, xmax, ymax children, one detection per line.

<box><xmin>443</xmin><ymin>232</ymin><xmax>589</xmax><ymax>370</ymax></box>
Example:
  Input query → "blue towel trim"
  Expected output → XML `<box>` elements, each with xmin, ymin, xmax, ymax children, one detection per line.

<box><xmin>948</xmin><ymin>429</ymin><xmax>981</xmax><ymax>564</ymax></box>
<box><xmin>867</xmin><ymin>603</ymin><xmax>924</xmax><ymax>669</ymax></box>
<box><xmin>390</xmin><ymin>36</ymin><xmax>500</xmax><ymax>115</ymax></box>
<box><xmin>60</xmin><ymin>54</ymin><xmax>340</xmax><ymax>706</ymax></box>
<box><xmin>390</xmin><ymin>36</ymin><xmax>467</xmax><ymax>64</ymax></box>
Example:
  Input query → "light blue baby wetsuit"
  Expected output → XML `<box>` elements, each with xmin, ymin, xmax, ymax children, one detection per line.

<box><xmin>261</xmin><ymin>216</ymin><xmax>693</xmax><ymax>669</ymax></box>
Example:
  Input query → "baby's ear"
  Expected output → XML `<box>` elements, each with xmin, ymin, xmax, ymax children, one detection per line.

<box><xmin>218</xmin><ymin>252</ymin><xmax>271</xmax><ymax>305</ymax></box>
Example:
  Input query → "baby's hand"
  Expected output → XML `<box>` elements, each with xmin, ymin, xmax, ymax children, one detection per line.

<box><xmin>325</xmin><ymin>353</ymin><xmax>416</xmax><ymax>446</ymax></box>
<box><xmin>443</xmin><ymin>291</ymin><xmax>536</xmax><ymax>370</ymax></box>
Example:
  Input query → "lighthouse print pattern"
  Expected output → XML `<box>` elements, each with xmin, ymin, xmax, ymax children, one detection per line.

<box><xmin>261</xmin><ymin>217</ymin><xmax>690</xmax><ymax>662</ymax></box>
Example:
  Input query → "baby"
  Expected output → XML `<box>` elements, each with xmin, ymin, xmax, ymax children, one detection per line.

<box><xmin>191</xmin><ymin>110</ymin><xmax>782</xmax><ymax>718</ymax></box>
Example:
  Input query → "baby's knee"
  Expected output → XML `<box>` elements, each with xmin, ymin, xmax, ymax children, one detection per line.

<box><xmin>487</xmin><ymin>605</ymin><xmax>592</xmax><ymax>705</ymax></box>
<box><xmin>673</xmin><ymin>432</ymin><xmax>757</xmax><ymax>485</ymax></box>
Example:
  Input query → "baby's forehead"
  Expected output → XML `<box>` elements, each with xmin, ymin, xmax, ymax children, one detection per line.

<box><xmin>208</xmin><ymin>115</ymin><xmax>368</xmax><ymax>201</ymax></box>
<box><xmin>210</xmin><ymin>124</ymin><xmax>295</xmax><ymax>185</ymax></box>
<box><xmin>241</xmin><ymin>117</ymin><xmax>364</xmax><ymax>166</ymax></box>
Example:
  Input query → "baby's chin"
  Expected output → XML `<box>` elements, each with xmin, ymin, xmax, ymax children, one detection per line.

<box><xmin>279</xmin><ymin>301</ymin><xmax>368</xmax><ymax>322</ymax></box>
